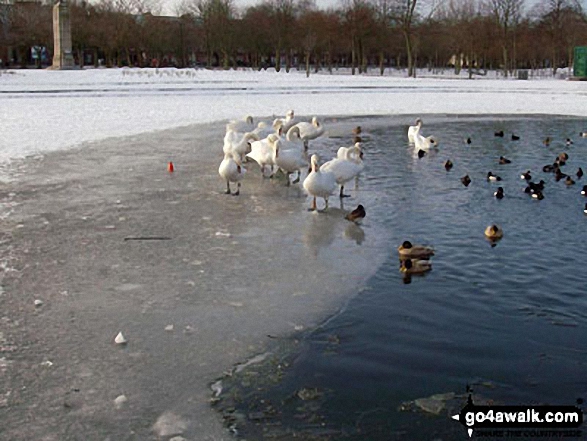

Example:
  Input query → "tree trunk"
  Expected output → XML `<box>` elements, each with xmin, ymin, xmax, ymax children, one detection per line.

<box><xmin>502</xmin><ymin>46</ymin><xmax>508</xmax><ymax>78</ymax></box>
<box><xmin>275</xmin><ymin>45</ymin><xmax>280</xmax><ymax>72</ymax></box>
<box><xmin>351</xmin><ymin>37</ymin><xmax>356</xmax><ymax>75</ymax></box>
<box><xmin>404</xmin><ymin>30</ymin><xmax>413</xmax><ymax>77</ymax></box>
<box><xmin>379</xmin><ymin>51</ymin><xmax>385</xmax><ymax>76</ymax></box>
<box><xmin>305</xmin><ymin>51</ymin><xmax>310</xmax><ymax>78</ymax></box>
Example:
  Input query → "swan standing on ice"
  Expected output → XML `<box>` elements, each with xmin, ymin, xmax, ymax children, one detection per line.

<box><xmin>253</xmin><ymin>119</ymin><xmax>283</xmax><ymax>138</ymax></box>
<box><xmin>223</xmin><ymin>130</ymin><xmax>260</xmax><ymax>162</ymax></box>
<box><xmin>336</xmin><ymin>142</ymin><xmax>364</xmax><ymax>161</ymax></box>
<box><xmin>246</xmin><ymin>134</ymin><xmax>280</xmax><ymax>177</ymax></box>
<box><xmin>275</xmin><ymin>126</ymin><xmax>308</xmax><ymax>184</ymax></box>
<box><xmin>218</xmin><ymin>152</ymin><xmax>246</xmax><ymax>195</ymax></box>
<box><xmin>295</xmin><ymin>117</ymin><xmax>325</xmax><ymax>149</ymax></box>
<box><xmin>226</xmin><ymin>115</ymin><xmax>254</xmax><ymax>133</ymax></box>
<box><xmin>275</xmin><ymin>110</ymin><xmax>297</xmax><ymax>133</ymax></box>
<box><xmin>303</xmin><ymin>155</ymin><xmax>337</xmax><ymax>211</ymax></box>
<box><xmin>320</xmin><ymin>144</ymin><xmax>364</xmax><ymax>198</ymax></box>
<box><xmin>407</xmin><ymin>118</ymin><xmax>423</xmax><ymax>144</ymax></box>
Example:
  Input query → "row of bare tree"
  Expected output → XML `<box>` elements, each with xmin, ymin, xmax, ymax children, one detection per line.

<box><xmin>0</xmin><ymin>0</ymin><xmax>586</xmax><ymax>76</ymax></box>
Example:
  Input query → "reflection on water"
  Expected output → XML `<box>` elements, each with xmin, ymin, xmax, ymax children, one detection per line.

<box><xmin>216</xmin><ymin>116</ymin><xmax>587</xmax><ymax>439</ymax></box>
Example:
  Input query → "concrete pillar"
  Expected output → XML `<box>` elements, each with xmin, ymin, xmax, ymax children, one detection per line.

<box><xmin>52</xmin><ymin>0</ymin><xmax>75</xmax><ymax>69</ymax></box>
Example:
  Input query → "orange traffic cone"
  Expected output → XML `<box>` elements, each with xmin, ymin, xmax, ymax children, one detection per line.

<box><xmin>167</xmin><ymin>161</ymin><xmax>174</xmax><ymax>173</ymax></box>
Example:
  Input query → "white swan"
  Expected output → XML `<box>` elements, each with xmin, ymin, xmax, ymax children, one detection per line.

<box><xmin>273</xmin><ymin>132</ymin><xmax>309</xmax><ymax>186</ymax></box>
<box><xmin>223</xmin><ymin>130</ymin><xmax>260</xmax><ymax>162</ymax></box>
<box><xmin>218</xmin><ymin>152</ymin><xmax>246</xmax><ymax>195</ymax></box>
<box><xmin>253</xmin><ymin>120</ymin><xmax>283</xmax><ymax>139</ymax></box>
<box><xmin>295</xmin><ymin>117</ymin><xmax>325</xmax><ymax>148</ymax></box>
<box><xmin>407</xmin><ymin>118</ymin><xmax>422</xmax><ymax>144</ymax></box>
<box><xmin>336</xmin><ymin>142</ymin><xmax>363</xmax><ymax>161</ymax></box>
<box><xmin>413</xmin><ymin>124</ymin><xmax>438</xmax><ymax>151</ymax></box>
<box><xmin>275</xmin><ymin>110</ymin><xmax>297</xmax><ymax>133</ymax></box>
<box><xmin>320</xmin><ymin>145</ymin><xmax>364</xmax><ymax>198</ymax></box>
<box><xmin>302</xmin><ymin>154</ymin><xmax>337</xmax><ymax>211</ymax></box>
<box><xmin>246</xmin><ymin>134</ymin><xmax>280</xmax><ymax>177</ymax></box>
<box><xmin>226</xmin><ymin>115</ymin><xmax>254</xmax><ymax>133</ymax></box>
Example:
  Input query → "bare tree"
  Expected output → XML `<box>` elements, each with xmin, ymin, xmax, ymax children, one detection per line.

<box><xmin>484</xmin><ymin>0</ymin><xmax>524</xmax><ymax>76</ymax></box>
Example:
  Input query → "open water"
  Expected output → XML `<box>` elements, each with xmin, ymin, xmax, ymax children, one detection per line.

<box><xmin>215</xmin><ymin>115</ymin><xmax>587</xmax><ymax>439</ymax></box>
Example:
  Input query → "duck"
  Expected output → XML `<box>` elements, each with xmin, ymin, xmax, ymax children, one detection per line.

<box><xmin>272</xmin><ymin>136</ymin><xmax>309</xmax><ymax>187</ymax></box>
<box><xmin>532</xmin><ymin>191</ymin><xmax>545</xmax><ymax>200</ymax></box>
<box><xmin>581</xmin><ymin>185</ymin><xmax>587</xmax><ymax>195</ymax></box>
<box><xmin>407</xmin><ymin>118</ymin><xmax>423</xmax><ymax>144</ymax></box>
<box><xmin>577</xmin><ymin>167</ymin><xmax>583</xmax><ymax>179</ymax></box>
<box><xmin>398</xmin><ymin>241</ymin><xmax>434</xmax><ymax>260</ymax></box>
<box><xmin>520</xmin><ymin>170</ymin><xmax>532</xmax><ymax>181</ymax></box>
<box><xmin>580</xmin><ymin>132</ymin><xmax>587</xmax><ymax>138</ymax></box>
<box><xmin>543</xmin><ymin>164</ymin><xmax>555</xmax><ymax>173</ymax></box>
<box><xmin>400</xmin><ymin>258</ymin><xmax>432</xmax><ymax>275</ymax></box>
<box><xmin>465</xmin><ymin>137</ymin><xmax>472</xmax><ymax>145</ymax></box>
<box><xmin>218</xmin><ymin>152</ymin><xmax>246</xmax><ymax>196</ymax></box>
<box><xmin>487</xmin><ymin>171</ymin><xmax>502</xmax><ymax>182</ymax></box>
<box><xmin>494</xmin><ymin>130</ymin><xmax>504</xmax><ymax>137</ymax></box>
<box><xmin>565</xmin><ymin>176</ymin><xmax>575</xmax><ymax>186</ymax></box>
<box><xmin>558</xmin><ymin>152</ymin><xmax>569</xmax><ymax>162</ymax></box>
<box><xmin>302</xmin><ymin>155</ymin><xmax>337</xmax><ymax>211</ymax></box>
<box><xmin>499</xmin><ymin>156</ymin><xmax>511</xmax><ymax>164</ymax></box>
<box><xmin>345</xmin><ymin>205</ymin><xmax>366</xmax><ymax>223</ymax></box>
<box><xmin>226</xmin><ymin>115</ymin><xmax>254</xmax><ymax>133</ymax></box>
<box><xmin>565</xmin><ymin>138</ymin><xmax>573</xmax><ymax>146</ymax></box>
<box><xmin>444</xmin><ymin>160</ymin><xmax>453</xmax><ymax>171</ymax></box>
<box><xmin>555</xmin><ymin>169</ymin><xmax>567</xmax><ymax>181</ymax></box>
<box><xmin>246</xmin><ymin>134</ymin><xmax>280</xmax><ymax>177</ymax></box>
<box><xmin>584</xmin><ymin>203</ymin><xmax>587</xmax><ymax>214</ymax></box>
<box><xmin>461</xmin><ymin>175</ymin><xmax>471</xmax><ymax>187</ymax></box>
<box><xmin>494</xmin><ymin>187</ymin><xmax>504</xmax><ymax>199</ymax></box>
<box><xmin>543</xmin><ymin>137</ymin><xmax>551</xmax><ymax>146</ymax></box>
<box><xmin>294</xmin><ymin>117</ymin><xmax>325</xmax><ymax>148</ymax></box>
<box><xmin>511</xmin><ymin>133</ymin><xmax>520</xmax><ymax>141</ymax></box>
<box><xmin>528</xmin><ymin>180</ymin><xmax>545</xmax><ymax>192</ymax></box>
<box><xmin>352</xmin><ymin>126</ymin><xmax>362</xmax><ymax>136</ymax></box>
<box><xmin>223</xmin><ymin>130</ymin><xmax>260</xmax><ymax>162</ymax></box>
<box><xmin>484</xmin><ymin>224</ymin><xmax>503</xmax><ymax>239</ymax></box>
<box><xmin>320</xmin><ymin>144</ymin><xmax>364</xmax><ymax>198</ymax></box>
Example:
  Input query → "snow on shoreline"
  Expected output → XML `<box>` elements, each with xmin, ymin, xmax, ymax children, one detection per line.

<box><xmin>1</xmin><ymin>68</ymin><xmax>586</xmax><ymax>167</ymax></box>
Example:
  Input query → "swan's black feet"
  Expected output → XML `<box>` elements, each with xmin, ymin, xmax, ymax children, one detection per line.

<box><xmin>292</xmin><ymin>178</ymin><xmax>300</xmax><ymax>184</ymax></box>
<box><xmin>340</xmin><ymin>194</ymin><xmax>351</xmax><ymax>198</ymax></box>
<box><xmin>225</xmin><ymin>189</ymin><xmax>231</xmax><ymax>194</ymax></box>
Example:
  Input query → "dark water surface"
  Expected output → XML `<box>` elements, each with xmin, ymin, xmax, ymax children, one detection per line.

<box><xmin>216</xmin><ymin>115</ymin><xmax>587</xmax><ymax>439</ymax></box>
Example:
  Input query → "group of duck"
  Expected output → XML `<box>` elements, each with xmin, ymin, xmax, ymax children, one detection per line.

<box><xmin>406</xmin><ymin>117</ymin><xmax>587</xmax><ymax>251</ymax></box>
<box><xmin>218</xmin><ymin>110</ymin><xmax>365</xmax><ymax>216</ymax></box>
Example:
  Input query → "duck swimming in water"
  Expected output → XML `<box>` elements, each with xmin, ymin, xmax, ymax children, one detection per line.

<box><xmin>499</xmin><ymin>156</ymin><xmax>511</xmax><ymax>164</ymax></box>
<box><xmin>461</xmin><ymin>175</ymin><xmax>471</xmax><ymax>187</ymax></box>
<box><xmin>397</xmin><ymin>241</ymin><xmax>435</xmax><ymax>260</ymax></box>
<box><xmin>484</xmin><ymin>224</ymin><xmax>503</xmax><ymax>239</ymax></box>
<box><xmin>494</xmin><ymin>187</ymin><xmax>504</xmax><ymax>199</ymax></box>
<box><xmin>487</xmin><ymin>171</ymin><xmax>502</xmax><ymax>182</ymax></box>
<box><xmin>444</xmin><ymin>160</ymin><xmax>453</xmax><ymax>171</ymax></box>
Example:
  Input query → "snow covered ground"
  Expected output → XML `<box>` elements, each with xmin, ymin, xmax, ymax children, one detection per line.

<box><xmin>1</xmin><ymin>67</ymin><xmax>586</xmax><ymax>167</ymax></box>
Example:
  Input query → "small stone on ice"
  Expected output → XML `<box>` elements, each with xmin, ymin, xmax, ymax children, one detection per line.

<box><xmin>34</xmin><ymin>299</ymin><xmax>43</xmax><ymax>307</ymax></box>
<box><xmin>114</xmin><ymin>394</ymin><xmax>128</xmax><ymax>409</ymax></box>
<box><xmin>40</xmin><ymin>360</ymin><xmax>53</xmax><ymax>367</ymax></box>
<box><xmin>114</xmin><ymin>332</ymin><xmax>127</xmax><ymax>345</ymax></box>
<box><xmin>165</xmin><ymin>325</ymin><xmax>174</xmax><ymax>332</ymax></box>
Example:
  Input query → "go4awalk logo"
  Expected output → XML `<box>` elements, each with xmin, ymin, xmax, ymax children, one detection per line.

<box><xmin>452</xmin><ymin>395</ymin><xmax>583</xmax><ymax>438</ymax></box>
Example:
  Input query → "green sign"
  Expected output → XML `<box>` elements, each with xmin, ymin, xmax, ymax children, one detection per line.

<box><xmin>574</xmin><ymin>46</ymin><xmax>587</xmax><ymax>78</ymax></box>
